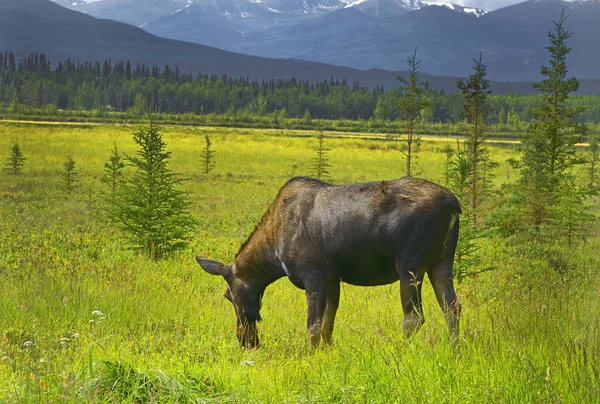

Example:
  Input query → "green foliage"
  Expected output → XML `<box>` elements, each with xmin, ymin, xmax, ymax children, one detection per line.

<box><xmin>108</xmin><ymin>120</ymin><xmax>197</xmax><ymax>259</ymax></box>
<box><xmin>100</xmin><ymin>141</ymin><xmax>125</xmax><ymax>202</ymax></box>
<box><xmin>446</xmin><ymin>141</ymin><xmax>489</xmax><ymax>280</ymax></box>
<box><xmin>200</xmin><ymin>133</ymin><xmax>215</xmax><ymax>175</ymax></box>
<box><xmin>130</xmin><ymin>94</ymin><xmax>148</xmax><ymax>118</ymax></box>
<box><xmin>60</xmin><ymin>154</ymin><xmax>79</xmax><ymax>194</ymax></box>
<box><xmin>457</xmin><ymin>54</ymin><xmax>493</xmax><ymax>225</ymax></box>
<box><xmin>395</xmin><ymin>48</ymin><xmax>432</xmax><ymax>176</ymax></box>
<box><xmin>515</xmin><ymin>11</ymin><xmax>587</xmax><ymax>230</ymax></box>
<box><xmin>4</xmin><ymin>141</ymin><xmax>26</xmax><ymax>175</ymax></box>
<box><xmin>311</xmin><ymin>126</ymin><xmax>331</xmax><ymax>180</ymax></box>
<box><xmin>549</xmin><ymin>173</ymin><xmax>595</xmax><ymax>247</ymax></box>
<box><xmin>303</xmin><ymin>108</ymin><xmax>312</xmax><ymax>124</ymax></box>
<box><xmin>94</xmin><ymin>360</ymin><xmax>218</xmax><ymax>402</ymax></box>
<box><xmin>5</xmin><ymin>52</ymin><xmax>600</xmax><ymax>137</ymax></box>
<box><xmin>588</xmin><ymin>134</ymin><xmax>599</xmax><ymax>193</ymax></box>
<box><xmin>442</xmin><ymin>143</ymin><xmax>454</xmax><ymax>187</ymax></box>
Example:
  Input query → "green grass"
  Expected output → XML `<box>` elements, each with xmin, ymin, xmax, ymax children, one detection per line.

<box><xmin>0</xmin><ymin>122</ymin><xmax>599</xmax><ymax>402</ymax></box>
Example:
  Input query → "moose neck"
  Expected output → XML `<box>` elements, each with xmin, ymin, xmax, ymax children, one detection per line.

<box><xmin>234</xmin><ymin>197</ymin><xmax>286</xmax><ymax>286</ymax></box>
<box><xmin>234</xmin><ymin>243</ymin><xmax>284</xmax><ymax>287</ymax></box>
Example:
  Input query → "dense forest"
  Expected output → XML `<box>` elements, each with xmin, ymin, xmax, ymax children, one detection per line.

<box><xmin>2</xmin><ymin>52</ymin><xmax>600</xmax><ymax>126</ymax></box>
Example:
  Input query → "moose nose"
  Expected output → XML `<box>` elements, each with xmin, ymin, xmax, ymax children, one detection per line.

<box><xmin>240</xmin><ymin>332</ymin><xmax>259</xmax><ymax>349</ymax></box>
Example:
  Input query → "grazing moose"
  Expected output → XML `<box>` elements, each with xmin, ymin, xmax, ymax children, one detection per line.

<box><xmin>197</xmin><ymin>176</ymin><xmax>462</xmax><ymax>348</ymax></box>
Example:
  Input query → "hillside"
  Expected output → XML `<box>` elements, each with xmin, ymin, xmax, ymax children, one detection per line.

<box><xmin>2</xmin><ymin>0</ymin><xmax>600</xmax><ymax>93</ymax></box>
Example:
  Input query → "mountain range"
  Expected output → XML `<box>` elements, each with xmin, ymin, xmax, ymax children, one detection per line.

<box><xmin>50</xmin><ymin>0</ymin><xmax>600</xmax><ymax>81</ymax></box>
<box><xmin>3</xmin><ymin>0</ymin><xmax>600</xmax><ymax>93</ymax></box>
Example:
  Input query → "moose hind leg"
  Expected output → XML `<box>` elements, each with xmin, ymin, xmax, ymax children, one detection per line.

<box><xmin>321</xmin><ymin>281</ymin><xmax>340</xmax><ymax>345</ymax></box>
<box><xmin>429</xmin><ymin>265</ymin><xmax>461</xmax><ymax>344</ymax></box>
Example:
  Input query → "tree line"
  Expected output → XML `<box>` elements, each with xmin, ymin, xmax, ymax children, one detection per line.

<box><xmin>2</xmin><ymin>51</ymin><xmax>600</xmax><ymax>126</ymax></box>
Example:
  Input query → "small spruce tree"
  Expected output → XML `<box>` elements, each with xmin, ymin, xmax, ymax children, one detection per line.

<box><xmin>550</xmin><ymin>171</ymin><xmax>594</xmax><ymax>247</ymax></box>
<box><xmin>395</xmin><ymin>48</ymin><xmax>432</xmax><ymax>177</ymax></box>
<box><xmin>101</xmin><ymin>141</ymin><xmax>125</xmax><ymax>201</ymax></box>
<box><xmin>109</xmin><ymin>120</ymin><xmax>197</xmax><ymax>259</ymax></box>
<box><xmin>442</xmin><ymin>143</ymin><xmax>454</xmax><ymax>187</ymax></box>
<box><xmin>311</xmin><ymin>125</ymin><xmax>331</xmax><ymax>180</ymax></box>
<box><xmin>588</xmin><ymin>135</ymin><xmax>599</xmax><ymax>193</ymax></box>
<box><xmin>456</xmin><ymin>53</ymin><xmax>492</xmax><ymax>225</ymax></box>
<box><xmin>515</xmin><ymin>11</ymin><xmax>586</xmax><ymax>231</ymax></box>
<box><xmin>60</xmin><ymin>154</ymin><xmax>79</xmax><ymax>194</ymax></box>
<box><xmin>4</xmin><ymin>141</ymin><xmax>26</xmax><ymax>175</ymax></box>
<box><xmin>200</xmin><ymin>133</ymin><xmax>215</xmax><ymax>175</ymax></box>
<box><xmin>303</xmin><ymin>108</ymin><xmax>312</xmax><ymax>125</ymax></box>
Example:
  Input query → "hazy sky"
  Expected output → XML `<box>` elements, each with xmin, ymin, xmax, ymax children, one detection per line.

<box><xmin>454</xmin><ymin>0</ymin><xmax>527</xmax><ymax>10</ymax></box>
<box><xmin>82</xmin><ymin>0</ymin><xmax>529</xmax><ymax>11</ymax></box>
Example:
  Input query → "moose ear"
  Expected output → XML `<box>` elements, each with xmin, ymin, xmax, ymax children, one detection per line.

<box><xmin>196</xmin><ymin>257</ymin><xmax>232</xmax><ymax>280</ymax></box>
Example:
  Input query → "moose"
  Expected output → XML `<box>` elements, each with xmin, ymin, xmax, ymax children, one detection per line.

<box><xmin>197</xmin><ymin>176</ymin><xmax>462</xmax><ymax>348</ymax></box>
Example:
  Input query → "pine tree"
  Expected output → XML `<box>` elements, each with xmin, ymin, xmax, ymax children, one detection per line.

<box><xmin>311</xmin><ymin>125</ymin><xmax>331</xmax><ymax>180</ymax></box>
<box><xmin>516</xmin><ymin>11</ymin><xmax>586</xmax><ymax>230</ymax></box>
<box><xmin>101</xmin><ymin>141</ymin><xmax>125</xmax><ymax>201</ymax></box>
<box><xmin>446</xmin><ymin>141</ymin><xmax>489</xmax><ymax>281</ymax></box>
<box><xmin>395</xmin><ymin>48</ymin><xmax>432</xmax><ymax>177</ymax></box>
<box><xmin>109</xmin><ymin>120</ymin><xmax>197</xmax><ymax>259</ymax></box>
<box><xmin>201</xmin><ymin>133</ymin><xmax>215</xmax><ymax>175</ymax></box>
<box><xmin>60</xmin><ymin>155</ymin><xmax>79</xmax><ymax>194</ymax></box>
<box><xmin>4</xmin><ymin>141</ymin><xmax>26</xmax><ymax>175</ymax></box>
<box><xmin>456</xmin><ymin>54</ymin><xmax>492</xmax><ymax>225</ymax></box>
<box><xmin>303</xmin><ymin>108</ymin><xmax>312</xmax><ymax>124</ymax></box>
<box><xmin>588</xmin><ymin>135</ymin><xmax>599</xmax><ymax>193</ymax></box>
<box><xmin>550</xmin><ymin>170</ymin><xmax>594</xmax><ymax>247</ymax></box>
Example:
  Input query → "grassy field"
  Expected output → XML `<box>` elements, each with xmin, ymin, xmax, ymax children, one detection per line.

<box><xmin>1</xmin><ymin>122</ymin><xmax>599</xmax><ymax>402</ymax></box>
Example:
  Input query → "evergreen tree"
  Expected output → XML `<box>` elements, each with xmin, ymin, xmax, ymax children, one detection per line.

<box><xmin>550</xmin><ymin>171</ymin><xmax>594</xmax><ymax>247</ymax></box>
<box><xmin>4</xmin><ymin>141</ymin><xmax>26</xmax><ymax>175</ymax></box>
<box><xmin>60</xmin><ymin>154</ymin><xmax>79</xmax><ymax>194</ymax></box>
<box><xmin>311</xmin><ymin>125</ymin><xmax>331</xmax><ymax>180</ymax></box>
<box><xmin>446</xmin><ymin>141</ymin><xmax>490</xmax><ymax>281</ymax></box>
<box><xmin>456</xmin><ymin>54</ymin><xmax>492</xmax><ymax>225</ymax></box>
<box><xmin>201</xmin><ymin>133</ymin><xmax>215</xmax><ymax>175</ymax></box>
<box><xmin>100</xmin><ymin>141</ymin><xmax>125</xmax><ymax>202</ymax></box>
<box><xmin>109</xmin><ymin>120</ymin><xmax>197</xmax><ymax>259</ymax></box>
<box><xmin>395</xmin><ymin>48</ymin><xmax>431</xmax><ymax>177</ymax></box>
<box><xmin>588</xmin><ymin>135</ymin><xmax>599</xmax><ymax>193</ymax></box>
<box><xmin>303</xmin><ymin>108</ymin><xmax>312</xmax><ymax>124</ymax></box>
<box><xmin>515</xmin><ymin>11</ymin><xmax>586</xmax><ymax>230</ymax></box>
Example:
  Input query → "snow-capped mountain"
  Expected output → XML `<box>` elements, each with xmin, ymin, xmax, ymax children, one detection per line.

<box><xmin>45</xmin><ymin>0</ymin><xmax>600</xmax><ymax>81</ymax></box>
<box><xmin>51</xmin><ymin>0</ymin><xmax>487</xmax><ymax>27</ymax></box>
<box><xmin>420</xmin><ymin>1</ymin><xmax>487</xmax><ymax>17</ymax></box>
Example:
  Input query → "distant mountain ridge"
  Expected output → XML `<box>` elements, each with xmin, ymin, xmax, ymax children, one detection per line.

<box><xmin>54</xmin><ymin>0</ymin><xmax>487</xmax><ymax>25</ymax></box>
<box><xmin>4</xmin><ymin>0</ymin><xmax>600</xmax><ymax>93</ymax></box>
<box><xmin>49</xmin><ymin>0</ymin><xmax>600</xmax><ymax>81</ymax></box>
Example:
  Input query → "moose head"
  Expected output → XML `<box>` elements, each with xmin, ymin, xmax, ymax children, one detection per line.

<box><xmin>196</xmin><ymin>257</ymin><xmax>263</xmax><ymax>348</ymax></box>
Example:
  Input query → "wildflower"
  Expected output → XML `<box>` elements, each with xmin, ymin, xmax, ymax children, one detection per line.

<box><xmin>72</xmin><ymin>333</ymin><xmax>79</xmax><ymax>339</ymax></box>
<box><xmin>59</xmin><ymin>338</ymin><xmax>70</xmax><ymax>346</ymax></box>
<box><xmin>23</xmin><ymin>340</ymin><xmax>34</xmax><ymax>348</ymax></box>
<box><xmin>91</xmin><ymin>310</ymin><xmax>103</xmax><ymax>316</ymax></box>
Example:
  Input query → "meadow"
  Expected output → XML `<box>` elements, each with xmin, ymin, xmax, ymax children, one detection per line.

<box><xmin>1</xmin><ymin>121</ymin><xmax>599</xmax><ymax>402</ymax></box>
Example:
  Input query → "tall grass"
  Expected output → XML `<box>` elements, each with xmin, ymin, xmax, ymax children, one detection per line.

<box><xmin>0</xmin><ymin>122</ymin><xmax>598</xmax><ymax>402</ymax></box>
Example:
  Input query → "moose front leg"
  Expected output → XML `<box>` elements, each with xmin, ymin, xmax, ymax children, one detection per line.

<box><xmin>400</xmin><ymin>274</ymin><xmax>425</xmax><ymax>338</ymax></box>
<box><xmin>305</xmin><ymin>285</ymin><xmax>328</xmax><ymax>348</ymax></box>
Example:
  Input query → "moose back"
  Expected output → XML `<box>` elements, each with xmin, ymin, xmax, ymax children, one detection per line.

<box><xmin>197</xmin><ymin>176</ymin><xmax>462</xmax><ymax>348</ymax></box>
